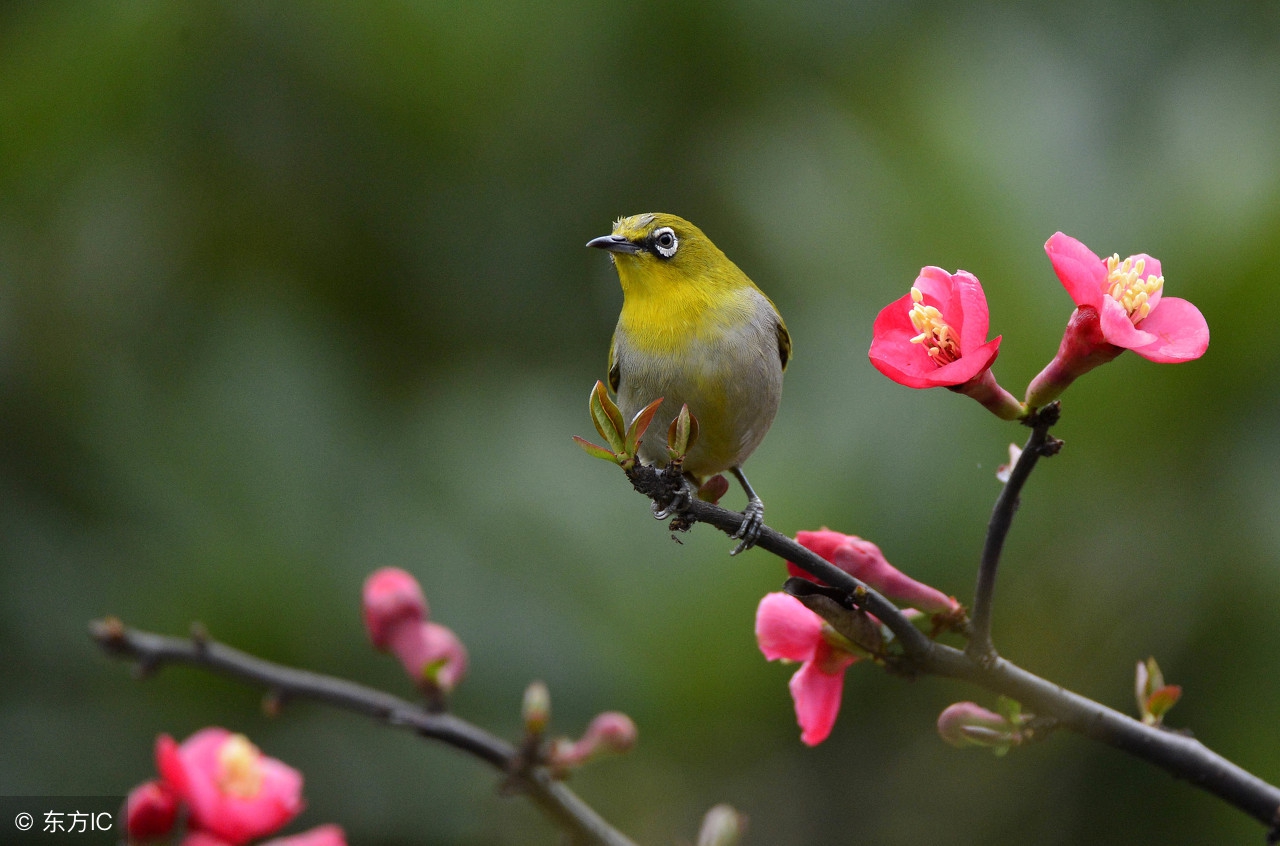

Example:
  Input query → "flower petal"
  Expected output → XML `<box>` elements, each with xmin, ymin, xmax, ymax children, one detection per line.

<box><xmin>1127</xmin><ymin>253</ymin><xmax>1164</xmax><ymax>313</ymax></box>
<box><xmin>950</xmin><ymin>270</ymin><xmax>990</xmax><ymax>353</ymax></box>
<box><xmin>868</xmin><ymin>293</ymin><xmax>943</xmax><ymax>389</ymax></box>
<box><xmin>260</xmin><ymin>825</ymin><xmax>348</xmax><ymax>846</ymax></box>
<box><xmin>788</xmin><ymin>659</ymin><xmax>847</xmax><ymax>746</ymax></box>
<box><xmin>912</xmin><ymin>266</ymin><xmax>955</xmax><ymax>306</ymax></box>
<box><xmin>1098</xmin><ymin>295</ymin><xmax>1157</xmax><ymax>349</ymax></box>
<box><xmin>1130</xmin><ymin>297</ymin><xmax>1209</xmax><ymax>363</ymax></box>
<box><xmin>922</xmin><ymin>336</ymin><xmax>1001</xmax><ymax>386</ymax></box>
<box><xmin>832</xmin><ymin>542</ymin><xmax>959</xmax><ymax>614</ymax></box>
<box><xmin>756</xmin><ymin>593</ymin><xmax>822</xmax><ymax>663</ymax></box>
<box><xmin>1045</xmin><ymin>232</ymin><xmax>1107</xmax><ymax>308</ymax></box>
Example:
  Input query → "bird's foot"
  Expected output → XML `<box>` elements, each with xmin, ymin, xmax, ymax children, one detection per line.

<box><xmin>651</xmin><ymin>480</ymin><xmax>692</xmax><ymax>521</ymax></box>
<box><xmin>729</xmin><ymin>497</ymin><xmax>764</xmax><ymax>556</ymax></box>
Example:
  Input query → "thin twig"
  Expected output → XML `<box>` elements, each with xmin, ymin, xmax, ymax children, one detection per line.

<box><xmin>925</xmin><ymin>642</ymin><xmax>1280</xmax><ymax>828</ymax></box>
<box><xmin>89</xmin><ymin>618</ymin><xmax>637</xmax><ymax>846</ymax></box>
<box><xmin>967</xmin><ymin>401</ymin><xmax>1062</xmax><ymax>665</ymax></box>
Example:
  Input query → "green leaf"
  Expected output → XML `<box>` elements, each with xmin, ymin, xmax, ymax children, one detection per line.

<box><xmin>667</xmin><ymin>403</ymin><xmax>698</xmax><ymax>458</ymax></box>
<box><xmin>995</xmin><ymin>695</ymin><xmax>1023</xmax><ymax>725</ymax></box>
<box><xmin>573</xmin><ymin>435</ymin><xmax>619</xmax><ymax>463</ymax></box>
<box><xmin>589</xmin><ymin>380</ymin><xmax>626</xmax><ymax>454</ymax></box>
<box><xmin>625</xmin><ymin>396</ymin><xmax>664</xmax><ymax>454</ymax></box>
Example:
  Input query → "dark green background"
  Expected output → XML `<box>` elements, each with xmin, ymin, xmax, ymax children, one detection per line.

<box><xmin>3</xmin><ymin>2</ymin><xmax>1278</xmax><ymax>843</ymax></box>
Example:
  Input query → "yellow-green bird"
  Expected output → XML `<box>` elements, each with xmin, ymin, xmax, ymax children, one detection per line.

<box><xmin>587</xmin><ymin>213</ymin><xmax>790</xmax><ymax>553</ymax></box>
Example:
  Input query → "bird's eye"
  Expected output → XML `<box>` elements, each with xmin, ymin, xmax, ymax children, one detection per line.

<box><xmin>651</xmin><ymin>227</ymin><xmax>679</xmax><ymax>259</ymax></box>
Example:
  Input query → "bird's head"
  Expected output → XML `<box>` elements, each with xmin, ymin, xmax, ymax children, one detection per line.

<box><xmin>587</xmin><ymin>213</ymin><xmax>746</xmax><ymax>296</ymax></box>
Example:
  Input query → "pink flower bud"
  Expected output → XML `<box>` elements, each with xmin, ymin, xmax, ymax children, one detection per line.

<box><xmin>362</xmin><ymin>568</ymin><xmax>429</xmax><ymax>650</ymax></box>
<box><xmin>125</xmin><ymin>779</ymin><xmax>179</xmax><ymax>842</ymax></box>
<box><xmin>937</xmin><ymin>701</ymin><xmax>1024</xmax><ymax>753</ymax></box>
<box><xmin>789</xmin><ymin>529</ymin><xmax>960</xmax><ymax>615</ymax></box>
<box><xmin>387</xmin><ymin>620</ymin><xmax>469</xmax><ymax>694</ymax></box>
<box><xmin>157</xmin><ymin>728</ymin><xmax>304</xmax><ymax>846</ymax></box>
<box><xmin>549</xmin><ymin>712</ymin><xmax>638</xmax><ymax>768</ymax></box>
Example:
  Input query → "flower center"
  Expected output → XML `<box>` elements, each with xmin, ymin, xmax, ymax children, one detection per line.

<box><xmin>908</xmin><ymin>287</ymin><xmax>960</xmax><ymax>365</ymax></box>
<box><xmin>1105</xmin><ymin>254</ymin><xmax>1163</xmax><ymax>323</ymax></box>
<box><xmin>216</xmin><ymin>734</ymin><xmax>265</xmax><ymax>798</ymax></box>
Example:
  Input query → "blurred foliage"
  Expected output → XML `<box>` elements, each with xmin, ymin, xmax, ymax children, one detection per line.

<box><xmin>3</xmin><ymin>1</ymin><xmax>1279</xmax><ymax>844</ymax></box>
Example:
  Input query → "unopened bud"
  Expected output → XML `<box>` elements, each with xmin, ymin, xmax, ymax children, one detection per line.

<box><xmin>124</xmin><ymin>780</ymin><xmax>178</xmax><ymax>842</ymax></box>
<box><xmin>523</xmin><ymin>681</ymin><xmax>551</xmax><ymax>736</ymax></box>
<box><xmin>548</xmin><ymin>711</ymin><xmax>638</xmax><ymax>769</ymax></box>
<box><xmin>697</xmin><ymin>803</ymin><xmax>746</xmax><ymax>846</ymax></box>
<box><xmin>937</xmin><ymin>701</ymin><xmax>1025</xmax><ymax>755</ymax></box>
<box><xmin>362</xmin><ymin>568</ymin><xmax>428</xmax><ymax>650</ymax></box>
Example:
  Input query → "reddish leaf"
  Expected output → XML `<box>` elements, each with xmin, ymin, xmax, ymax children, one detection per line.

<box><xmin>573</xmin><ymin>435</ymin><xmax>619</xmax><ymax>464</ymax></box>
<box><xmin>624</xmin><ymin>397</ymin><xmax>664</xmax><ymax>454</ymax></box>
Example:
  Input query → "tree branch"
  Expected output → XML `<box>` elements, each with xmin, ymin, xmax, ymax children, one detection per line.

<box><xmin>623</xmin><ymin>451</ymin><xmax>1280</xmax><ymax>832</ymax></box>
<box><xmin>89</xmin><ymin>618</ymin><xmax>637</xmax><ymax>846</ymax></box>
<box><xmin>967</xmin><ymin>401</ymin><xmax>1062</xmax><ymax>665</ymax></box>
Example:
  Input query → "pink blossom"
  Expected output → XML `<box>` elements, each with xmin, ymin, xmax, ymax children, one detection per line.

<box><xmin>125</xmin><ymin>779</ymin><xmax>179</xmax><ymax>842</ymax></box>
<box><xmin>1026</xmin><ymin>233</ymin><xmax>1209</xmax><ymax>405</ymax></box>
<box><xmin>870</xmin><ymin>267</ymin><xmax>1024</xmax><ymax>420</ymax></box>
<box><xmin>362</xmin><ymin>567</ymin><xmax>429</xmax><ymax>650</ymax></box>
<box><xmin>157</xmin><ymin>728</ymin><xmax>304</xmax><ymax>846</ymax></box>
<box><xmin>755</xmin><ymin>592</ymin><xmax>858</xmax><ymax>746</ymax></box>
<box><xmin>788</xmin><ymin>529</ymin><xmax>959</xmax><ymax>615</ymax></box>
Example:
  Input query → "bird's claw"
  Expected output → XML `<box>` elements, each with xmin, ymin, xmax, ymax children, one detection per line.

<box><xmin>729</xmin><ymin>498</ymin><xmax>765</xmax><ymax>556</ymax></box>
<box><xmin>652</xmin><ymin>485</ymin><xmax>692</xmax><ymax>520</ymax></box>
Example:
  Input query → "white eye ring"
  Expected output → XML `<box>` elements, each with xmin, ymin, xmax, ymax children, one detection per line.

<box><xmin>651</xmin><ymin>227</ymin><xmax>679</xmax><ymax>259</ymax></box>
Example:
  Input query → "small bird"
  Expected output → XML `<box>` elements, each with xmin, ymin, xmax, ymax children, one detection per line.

<box><xmin>587</xmin><ymin>213</ymin><xmax>790</xmax><ymax>553</ymax></box>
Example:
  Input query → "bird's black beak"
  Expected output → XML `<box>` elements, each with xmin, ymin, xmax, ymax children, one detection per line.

<box><xmin>586</xmin><ymin>234</ymin><xmax>642</xmax><ymax>254</ymax></box>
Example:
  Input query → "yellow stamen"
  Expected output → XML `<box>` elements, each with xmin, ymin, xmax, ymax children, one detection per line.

<box><xmin>217</xmin><ymin>734</ymin><xmax>264</xmax><ymax>798</ymax></box>
<box><xmin>1105</xmin><ymin>254</ymin><xmax>1164</xmax><ymax>323</ymax></box>
<box><xmin>907</xmin><ymin>287</ymin><xmax>960</xmax><ymax>365</ymax></box>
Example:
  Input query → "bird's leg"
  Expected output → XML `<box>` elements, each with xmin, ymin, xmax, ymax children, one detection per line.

<box><xmin>728</xmin><ymin>466</ymin><xmax>764</xmax><ymax>556</ymax></box>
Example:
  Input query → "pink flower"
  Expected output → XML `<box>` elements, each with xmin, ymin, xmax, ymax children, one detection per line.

<box><xmin>870</xmin><ymin>267</ymin><xmax>1025</xmax><ymax>420</ymax></box>
<box><xmin>788</xmin><ymin>529</ymin><xmax>959</xmax><ymax>615</ymax></box>
<box><xmin>1026</xmin><ymin>233</ymin><xmax>1209</xmax><ymax>405</ymax></box>
<box><xmin>362</xmin><ymin>567</ymin><xmax>429</xmax><ymax>650</ymax></box>
<box><xmin>125</xmin><ymin>779</ymin><xmax>179</xmax><ymax>842</ymax></box>
<box><xmin>362</xmin><ymin>568</ymin><xmax>468</xmax><ymax>695</ymax></box>
<box><xmin>157</xmin><ymin>728</ymin><xmax>304</xmax><ymax>846</ymax></box>
<box><xmin>755</xmin><ymin>592</ymin><xmax>859</xmax><ymax>746</ymax></box>
<box><xmin>261</xmin><ymin>824</ymin><xmax>348</xmax><ymax>846</ymax></box>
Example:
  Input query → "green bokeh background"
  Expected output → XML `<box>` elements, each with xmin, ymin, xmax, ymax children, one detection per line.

<box><xmin>3</xmin><ymin>2</ymin><xmax>1279</xmax><ymax>844</ymax></box>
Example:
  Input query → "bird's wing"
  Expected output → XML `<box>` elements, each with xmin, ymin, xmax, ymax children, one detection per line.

<box><xmin>776</xmin><ymin>317</ymin><xmax>792</xmax><ymax>372</ymax></box>
<box><xmin>608</xmin><ymin>332</ymin><xmax>621</xmax><ymax>393</ymax></box>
